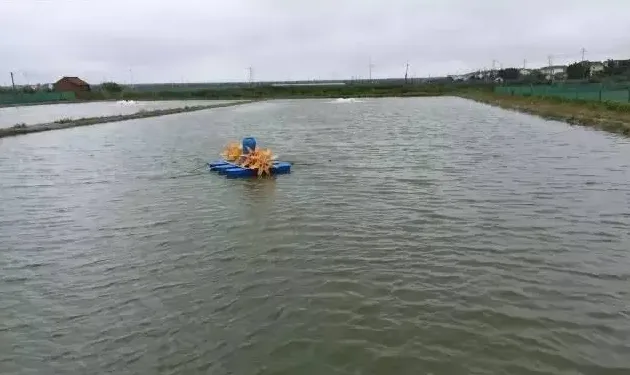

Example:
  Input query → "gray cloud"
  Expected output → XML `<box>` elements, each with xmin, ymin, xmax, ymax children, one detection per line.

<box><xmin>1</xmin><ymin>0</ymin><xmax>629</xmax><ymax>85</ymax></box>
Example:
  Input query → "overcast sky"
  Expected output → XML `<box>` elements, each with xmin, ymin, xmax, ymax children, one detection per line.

<box><xmin>1</xmin><ymin>0</ymin><xmax>629</xmax><ymax>85</ymax></box>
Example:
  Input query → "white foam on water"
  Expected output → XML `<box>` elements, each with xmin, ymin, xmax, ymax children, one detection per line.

<box><xmin>329</xmin><ymin>98</ymin><xmax>361</xmax><ymax>103</ymax></box>
<box><xmin>116</xmin><ymin>100</ymin><xmax>137</xmax><ymax>105</ymax></box>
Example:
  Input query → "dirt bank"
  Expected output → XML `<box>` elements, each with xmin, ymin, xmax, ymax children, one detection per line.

<box><xmin>460</xmin><ymin>92</ymin><xmax>630</xmax><ymax>136</ymax></box>
<box><xmin>0</xmin><ymin>100</ymin><xmax>254</xmax><ymax>139</ymax></box>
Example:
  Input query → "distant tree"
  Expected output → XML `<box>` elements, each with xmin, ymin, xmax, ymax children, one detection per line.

<box><xmin>521</xmin><ymin>70</ymin><xmax>546</xmax><ymax>83</ymax></box>
<box><xmin>21</xmin><ymin>85</ymin><xmax>35</xmax><ymax>94</ymax></box>
<box><xmin>101</xmin><ymin>81</ymin><xmax>122</xmax><ymax>93</ymax></box>
<box><xmin>602</xmin><ymin>59</ymin><xmax>630</xmax><ymax>76</ymax></box>
<box><xmin>498</xmin><ymin>68</ymin><xmax>520</xmax><ymax>80</ymax></box>
<box><xmin>566</xmin><ymin>61</ymin><xmax>590</xmax><ymax>79</ymax></box>
<box><xmin>602</xmin><ymin>59</ymin><xmax>614</xmax><ymax>76</ymax></box>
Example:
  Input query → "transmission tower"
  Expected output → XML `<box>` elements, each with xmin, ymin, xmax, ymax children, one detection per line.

<box><xmin>368</xmin><ymin>58</ymin><xmax>374</xmax><ymax>81</ymax></box>
<box><xmin>248</xmin><ymin>67</ymin><xmax>253</xmax><ymax>85</ymax></box>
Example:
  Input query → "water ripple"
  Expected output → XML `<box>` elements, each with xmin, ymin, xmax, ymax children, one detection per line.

<box><xmin>1</xmin><ymin>98</ymin><xmax>630</xmax><ymax>374</ymax></box>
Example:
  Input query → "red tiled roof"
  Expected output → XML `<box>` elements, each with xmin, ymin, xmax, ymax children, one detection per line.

<box><xmin>56</xmin><ymin>76</ymin><xmax>89</xmax><ymax>86</ymax></box>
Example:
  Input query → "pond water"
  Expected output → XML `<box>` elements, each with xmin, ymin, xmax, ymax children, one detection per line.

<box><xmin>1</xmin><ymin>97</ymin><xmax>629</xmax><ymax>375</ymax></box>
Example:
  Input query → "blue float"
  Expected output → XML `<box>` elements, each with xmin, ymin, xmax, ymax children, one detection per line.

<box><xmin>207</xmin><ymin>160</ymin><xmax>292</xmax><ymax>178</ymax></box>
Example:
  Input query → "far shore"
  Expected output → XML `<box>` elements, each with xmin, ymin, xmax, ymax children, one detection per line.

<box><xmin>459</xmin><ymin>91</ymin><xmax>630</xmax><ymax>136</ymax></box>
<box><xmin>4</xmin><ymin>89</ymin><xmax>629</xmax><ymax>139</ymax></box>
<box><xmin>0</xmin><ymin>97</ymin><xmax>241</xmax><ymax>109</ymax></box>
<box><xmin>0</xmin><ymin>100</ymin><xmax>254</xmax><ymax>139</ymax></box>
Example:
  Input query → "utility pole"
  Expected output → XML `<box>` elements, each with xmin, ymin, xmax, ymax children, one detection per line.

<box><xmin>580</xmin><ymin>47</ymin><xmax>589</xmax><ymax>78</ymax></box>
<box><xmin>368</xmin><ymin>58</ymin><xmax>374</xmax><ymax>81</ymax></box>
<box><xmin>404</xmin><ymin>62</ymin><xmax>409</xmax><ymax>84</ymax></box>
<box><xmin>247</xmin><ymin>66</ymin><xmax>253</xmax><ymax>85</ymax></box>
<box><xmin>523</xmin><ymin>59</ymin><xmax>527</xmax><ymax>69</ymax></box>
<box><xmin>548</xmin><ymin>54</ymin><xmax>554</xmax><ymax>83</ymax></box>
<box><xmin>10</xmin><ymin>71</ymin><xmax>15</xmax><ymax>91</ymax></box>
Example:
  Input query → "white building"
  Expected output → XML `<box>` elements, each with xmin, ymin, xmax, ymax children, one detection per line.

<box><xmin>589</xmin><ymin>62</ymin><xmax>605</xmax><ymax>75</ymax></box>
<box><xmin>538</xmin><ymin>65</ymin><xmax>567</xmax><ymax>80</ymax></box>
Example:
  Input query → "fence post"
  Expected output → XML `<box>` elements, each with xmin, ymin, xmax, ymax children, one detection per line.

<box><xmin>627</xmin><ymin>87</ymin><xmax>630</xmax><ymax>103</ymax></box>
<box><xmin>599</xmin><ymin>88</ymin><xmax>602</xmax><ymax>102</ymax></box>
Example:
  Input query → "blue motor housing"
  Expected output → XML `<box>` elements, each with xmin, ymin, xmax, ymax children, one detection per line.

<box><xmin>242</xmin><ymin>137</ymin><xmax>257</xmax><ymax>154</ymax></box>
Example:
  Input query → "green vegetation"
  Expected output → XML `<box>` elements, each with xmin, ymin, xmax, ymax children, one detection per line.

<box><xmin>497</xmin><ymin>68</ymin><xmax>520</xmax><ymax>80</ymax></box>
<box><xmin>3</xmin><ymin>64</ymin><xmax>629</xmax><ymax>138</ymax></box>
<box><xmin>94</xmin><ymin>82</ymin><xmax>491</xmax><ymax>101</ymax></box>
<box><xmin>492</xmin><ymin>58</ymin><xmax>630</xmax><ymax>84</ymax></box>
<box><xmin>101</xmin><ymin>81</ymin><xmax>123</xmax><ymax>93</ymax></box>
<box><xmin>462</xmin><ymin>91</ymin><xmax>630</xmax><ymax>136</ymax></box>
<box><xmin>495</xmin><ymin>83</ymin><xmax>630</xmax><ymax>104</ymax></box>
<box><xmin>566</xmin><ymin>62</ymin><xmax>591</xmax><ymax>80</ymax></box>
<box><xmin>0</xmin><ymin>91</ymin><xmax>76</xmax><ymax>106</ymax></box>
<box><xmin>2</xmin><ymin>79</ymin><xmax>496</xmax><ymax>106</ymax></box>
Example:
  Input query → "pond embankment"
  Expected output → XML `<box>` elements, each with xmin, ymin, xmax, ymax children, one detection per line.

<box><xmin>461</xmin><ymin>91</ymin><xmax>630</xmax><ymax>136</ymax></box>
<box><xmin>0</xmin><ymin>100</ymin><xmax>255</xmax><ymax>139</ymax></box>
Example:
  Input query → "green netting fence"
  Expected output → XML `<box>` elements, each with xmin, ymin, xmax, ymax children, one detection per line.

<box><xmin>495</xmin><ymin>83</ymin><xmax>630</xmax><ymax>103</ymax></box>
<box><xmin>0</xmin><ymin>91</ymin><xmax>76</xmax><ymax>105</ymax></box>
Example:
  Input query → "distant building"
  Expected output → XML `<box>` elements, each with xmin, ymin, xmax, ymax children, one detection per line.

<box><xmin>270</xmin><ymin>82</ymin><xmax>346</xmax><ymax>87</ymax></box>
<box><xmin>588</xmin><ymin>61</ymin><xmax>605</xmax><ymax>76</ymax></box>
<box><xmin>53</xmin><ymin>76</ymin><xmax>91</xmax><ymax>98</ymax></box>
<box><xmin>538</xmin><ymin>65</ymin><xmax>567</xmax><ymax>80</ymax></box>
<box><xmin>448</xmin><ymin>73</ymin><xmax>475</xmax><ymax>81</ymax></box>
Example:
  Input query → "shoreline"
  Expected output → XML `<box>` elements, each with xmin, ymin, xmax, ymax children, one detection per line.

<box><xmin>5</xmin><ymin>91</ymin><xmax>629</xmax><ymax>139</ymax></box>
<box><xmin>0</xmin><ymin>100</ymin><xmax>254</xmax><ymax>139</ymax></box>
<box><xmin>460</xmin><ymin>92</ymin><xmax>630</xmax><ymax>136</ymax></box>
<box><xmin>0</xmin><ymin>98</ymin><xmax>243</xmax><ymax>109</ymax></box>
<box><xmin>1</xmin><ymin>88</ymin><xmax>456</xmax><ymax>108</ymax></box>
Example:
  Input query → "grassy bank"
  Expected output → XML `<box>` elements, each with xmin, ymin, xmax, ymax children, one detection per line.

<box><xmin>0</xmin><ymin>83</ymin><xmax>481</xmax><ymax>108</ymax></box>
<box><xmin>95</xmin><ymin>82</ymin><xmax>489</xmax><ymax>101</ymax></box>
<box><xmin>460</xmin><ymin>91</ymin><xmax>630</xmax><ymax>136</ymax></box>
<box><xmin>0</xmin><ymin>100</ymin><xmax>253</xmax><ymax>139</ymax></box>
